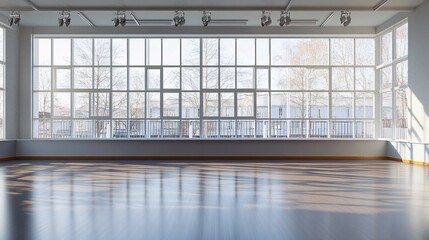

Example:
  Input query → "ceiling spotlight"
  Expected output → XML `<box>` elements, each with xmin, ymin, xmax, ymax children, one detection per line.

<box><xmin>58</xmin><ymin>11</ymin><xmax>71</xmax><ymax>27</ymax></box>
<box><xmin>279</xmin><ymin>11</ymin><xmax>291</xmax><ymax>27</ymax></box>
<box><xmin>340</xmin><ymin>10</ymin><xmax>352</xmax><ymax>27</ymax></box>
<box><xmin>173</xmin><ymin>11</ymin><xmax>185</xmax><ymax>27</ymax></box>
<box><xmin>113</xmin><ymin>11</ymin><xmax>126</xmax><ymax>27</ymax></box>
<box><xmin>202</xmin><ymin>11</ymin><xmax>211</xmax><ymax>27</ymax></box>
<box><xmin>261</xmin><ymin>11</ymin><xmax>272</xmax><ymax>27</ymax></box>
<box><xmin>8</xmin><ymin>11</ymin><xmax>21</xmax><ymax>27</ymax></box>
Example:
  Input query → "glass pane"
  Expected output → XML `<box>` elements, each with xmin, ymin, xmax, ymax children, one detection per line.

<box><xmin>182</xmin><ymin>120</ymin><xmax>200</xmax><ymax>138</ymax></box>
<box><xmin>53</xmin><ymin>92</ymin><xmax>71</xmax><ymax>117</ymax></box>
<box><xmin>94</xmin><ymin>67</ymin><xmax>110</xmax><ymax>89</ymax></box>
<box><xmin>332</xmin><ymin>67</ymin><xmax>354</xmax><ymax>90</ymax></box>
<box><xmin>220</xmin><ymin>39</ymin><xmax>235</xmax><ymax>65</ymax></box>
<box><xmin>382</xmin><ymin>92</ymin><xmax>393</xmax><ymax>138</ymax></box>
<box><xmin>381</xmin><ymin>32</ymin><xmax>393</xmax><ymax>64</ymax></box>
<box><xmin>73</xmin><ymin>67</ymin><xmax>92</xmax><ymax>89</ymax></box>
<box><xmin>220</xmin><ymin>67</ymin><xmax>235</xmax><ymax>89</ymax></box>
<box><xmin>94</xmin><ymin>39</ymin><xmax>111</xmax><ymax>66</ymax></box>
<box><xmin>290</xmin><ymin>92</ymin><xmax>308</xmax><ymax>118</ymax></box>
<box><xmin>309</xmin><ymin>92</ymin><xmax>328</xmax><ymax>119</ymax></box>
<box><xmin>162</xmin><ymin>39</ymin><xmax>180</xmax><ymax>65</ymax></box>
<box><xmin>182</xmin><ymin>92</ymin><xmax>200</xmax><ymax>118</ymax></box>
<box><xmin>271</xmin><ymin>93</ymin><xmax>287</xmax><ymax>118</ymax></box>
<box><xmin>113</xmin><ymin>120</ymin><xmax>128</xmax><ymax>138</ymax></box>
<box><xmin>182</xmin><ymin>67</ymin><xmax>200</xmax><ymax>90</ymax></box>
<box><xmin>307</xmin><ymin>68</ymin><xmax>329</xmax><ymax>90</ymax></box>
<box><xmin>270</xmin><ymin>120</ymin><xmax>287</xmax><ymax>138</ymax></box>
<box><xmin>130</xmin><ymin>120</ymin><xmax>145</xmax><ymax>138</ymax></box>
<box><xmin>73</xmin><ymin>38</ymin><xmax>93</xmax><ymax>65</ymax></box>
<box><xmin>290</xmin><ymin>120</ymin><xmax>307</xmax><ymax>138</ymax></box>
<box><xmin>129</xmin><ymin>92</ymin><xmax>145</xmax><ymax>118</ymax></box>
<box><xmin>237</xmin><ymin>68</ymin><xmax>254</xmax><ymax>89</ymax></box>
<box><xmin>202</xmin><ymin>39</ymin><xmax>218</xmax><ymax>66</ymax></box>
<box><xmin>0</xmin><ymin>28</ymin><xmax>4</xmax><ymax>62</ymax></box>
<box><xmin>92</xmin><ymin>93</ymin><xmax>110</xmax><ymax>117</ymax></box>
<box><xmin>204</xmin><ymin>120</ymin><xmax>218</xmax><ymax>138</ymax></box>
<box><xmin>271</xmin><ymin>39</ymin><xmax>329</xmax><ymax>66</ymax></box>
<box><xmin>256</xmin><ymin>39</ymin><xmax>269</xmax><ymax>65</ymax></box>
<box><xmin>112</xmin><ymin>39</ymin><xmax>127</xmax><ymax>65</ymax></box>
<box><xmin>309</xmin><ymin>120</ymin><xmax>328</xmax><ymax>138</ymax></box>
<box><xmin>112</xmin><ymin>92</ymin><xmax>128</xmax><ymax>118</ymax></box>
<box><xmin>256</xmin><ymin>69</ymin><xmax>269</xmax><ymax>89</ymax></box>
<box><xmin>202</xmin><ymin>67</ymin><xmax>218</xmax><ymax>89</ymax></box>
<box><xmin>55</xmin><ymin>69</ymin><xmax>71</xmax><ymax>89</ymax></box>
<box><xmin>33</xmin><ymin>92</ymin><xmax>51</xmax><ymax>118</ymax></box>
<box><xmin>237</xmin><ymin>120</ymin><xmax>255</xmax><ymax>138</ymax></box>
<box><xmin>33</xmin><ymin>67</ymin><xmax>51</xmax><ymax>90</ymax></box>
<box><xmin>112</xmin><ymin>67</ymin><xmax>127</xmax><ymax>90</ymax></box>
<box><xmin>203</xmin><ymin>93</ymin><xmax>218</xmax><ymax>117</ymax></box>
<box><xmin>271</xmin><ymin>68</ymin><xmax>288</xmax><ymax>90</ymax></box>
<box><xmin>163</xmin><ymin>120</ymin><xmax>180</xmax><ymax>138</ymax></box>
<box><xmin>74</xmin><ymin>92</ymin><xmax>89</xmax><ymax>118</ymax></box>
<box><xmin>331</xmin><ymin>38</ymin><xmax>354</xmax><ymax>65</ymax></box>
<box><xmin>147</xmin><ymin>69</ymin><xmax>160</xmax><ymax>89</ymax></box>
<box><xmin>395</xmin><ymin>88</ymin><xmax>408</xmax><ymax>140</ymax></box>
<box><xmin>355</xmin><ymin>92</ymin><xmax>374</xmax><ymax>119</ymax></box>
<box><xmin>53</xmin><ymin>39</ymin><xmax>71</xmax><ymax>65</ymax></box>
<box><xmin>33</xmin><ymin>119</ymin><xmax>51</xmax><ymax>138</ymax></box>
<box><xmin>129</xmin><ymin>67</ymin><xmax>145</xmax><ymax>90</ymax></box>
<box><xmin>396</xmin><ymin>23</ymin><xmax>408</xmax><ymax>58</ymax></box>
<box><xmin>163</xmin><ymin>67</ymin><xmax>180</xmax><ymax>89</ymax></box>
<box><xmin>289</xmin><ymin>68</ymin><xmax>307</xmax><ymax>91</ymax></box>
<box><xmin>257</xmin><ymin>92</ymin><xmax>269</xmax><ymax>118</ymax></box>
<box><xmin>147</xmin><ymin>92</ymin><xmax>160</xmax><ymax>118</ymax></box>
<box><xmin>73</xmin><ymin>120</ymin><xmax>93</xmax><ymax>138</ymax></box>
<box><xmin>221</xmin><ymin>92</ymin><xmax>235</xmax><ymax>117</ymax></box>
<box><xmin>148</xmin><ymin>39</ymin><xmax>161</xmax><ymax>65</ymax></box>
<box><xmin>94</xmin><ymin>120</ymin><xmax>111</xmax><ymax>138</ymax></box>
<box><xmin>163</xmin><ymin>93</ymin><xmax>179</xmax><ymax>117</ymax></box>
<box><xmin>356</xmin><ymin>120</ymin><xmax>374</xmax><ymax>138</ymax></box>
<box><xmin>331</xmin><ymin>120</ymin><xmax>353</xmax><ymax>138</ymax></box>
<box><xmin>52</xmin><ymin>120</ymin><xmax>72</xmax><ymax>138</ymax></box>
<box><xmin>355</xmin><ymin>39</ymin><xmax>375</xmax><ymax>65</ymax></box>
<box><xmin>0</xmin><ymin>65</ymin><xmax>3</xmax><ymax>89</ymax></box>
<box><xmin>34</xmin><ymin>39</ymin><xmax>51</xmax><ymax>65</ymax></box>
<box><xmin>237</xmin><ymin>93</ymin><xmax>253</xmax><ymax>117</ymax></box>
<box><xmin>332</xmin><ymin>92</ymin><xmax>353</xmax><ymax>119</ymax></box>
<box><xmin>237</xmin><ymin>39</ymin><xmax>255</xmax><ymax>65</ymax></box>
<box><xmin>355</xmin><ymin>68</ymin><xmax>375</xmax><ymax>91</ymax></box>
<box><xmin>396</xmin><ymin>61</ymin><xmax>408</xmax><ymax>86</ymax></box>
<box><xmin>182</xmin><ymin>39</ymin><xmax>200</xmax><ymax>65</ymax></box>
<box><xmin>381</xmin><ymin>66</ymin><xmax>392</xmax><ymax>90</ymax></box>
<box><xmin>129</xmin><ymin>38</ymin><xmax>145</xmax><ymax>65</ymax></box>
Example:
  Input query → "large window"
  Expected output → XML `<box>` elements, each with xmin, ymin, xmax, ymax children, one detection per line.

<box><xmin>0</xmin><ymin>28</ymin><xmax>4</xmax><ymax>138</ymax></box>
<box><xmin>32</xmin><ymin>36</ymin><xmax>375</xmax><ymax>139</ymax></box>
<box><xmin>379</xmin><ymin>22</ymin><xmax>408</xmax><ymax>140</ymax></box>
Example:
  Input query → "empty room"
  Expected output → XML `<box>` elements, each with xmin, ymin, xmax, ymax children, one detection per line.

<box><xmin>0</xmin><ymin>0</ymin><xmax>428</xmax><ymax>239</ymax></box>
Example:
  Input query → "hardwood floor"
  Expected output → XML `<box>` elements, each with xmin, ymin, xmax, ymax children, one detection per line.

<box><xmin>0</xmin><ymin>160</ymin><xmax>428</xmax><ymax>240</ymax></box>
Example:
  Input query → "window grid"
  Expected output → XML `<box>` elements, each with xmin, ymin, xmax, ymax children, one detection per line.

<box><xmin>32</xmin><ymin>36</ymin><xmax>376</xmax><ymax>139</ymax></box>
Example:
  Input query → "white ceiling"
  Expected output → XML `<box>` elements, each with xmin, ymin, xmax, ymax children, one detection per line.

<box><xmin>0</xmin><ymin>0</ymin><xmax>426</xmax><ymax>27</ymax></box>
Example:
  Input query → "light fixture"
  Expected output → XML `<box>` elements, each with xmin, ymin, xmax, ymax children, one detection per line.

<box><xmin>113</xmin><ymin>11</ymin><xmax>126</xmax><ymax>27</ymax></box>
<box><xmin>340</xmin><ymin>10</ymin><xmax>351</xmax><ymax>27</ymax></box>
<box><xmin>58</xmin><ymin>11</ymin><xmax>71</xmax><ymax>27</ymax></box>
<box><xmin>261</xmin><ymin>11</ymin><xmax>272</xmax><ymax>27</ymax></box>
<box><xmin>8</xmin><ymin>11</ymin><xmax>21</xmax><ymax>26</ymax></box>
<box><xmin>279</xmin><ymin>11</ymin><xmax>291</xmax><ymax>27</ymax></box>
<box><xmin>202</xmin><ymin>11</ymin><xmax>211</xmax><ymax>27</ymax></box>
<box><xmin>173</xmin><ymin>11</ymin><xmax>185</xmax><ymax>26</ymax></box>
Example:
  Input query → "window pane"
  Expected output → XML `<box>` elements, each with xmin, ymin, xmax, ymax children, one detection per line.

<box><xmin>94</xmin><ymin>67</ymin><xmax>110</xmax><ymax>89</ymax></box>
<box><xmin>148</xmin><ymin>39</ymin><xmax>161</xmax><ymax>65</ymax></box>
<box><xmin>271</xmin><ymin>93</ymin><xmax>287</xmax><ymax>118</ymax></box>
<box><xmin>396</xmin><ymin>61</ymin><xmax>408</xmax><ymax>86</ymax></box>
<box><xmin>112</xmin><ymin>92</ymin><xmax>128</xmax><ymax>118</ymax></box>
<box><xmin>147</xmin><ymin>69</ymin><xmax>160</xmax><ymax>89</ymax></box>
<box><xmin>289</xmin><ymin>68</ymin><xmax>307</xmax><ymax>91</ymax></box>
<box><xmin>382</xmin><ymin>92</ymin><xmax>393</xmax><ymax>138</ymax></box>
<box><xmin>237</xmin><ymin>68</ymin><xmax>254</xmax><ymax>89</ymax></box>
<box><xmin>182</xmin><ymin>39</ymin><xmax>200</xmax><ymax>65</ymax></box>
<box><xmin>220</xmin><ymin>67</ymin><xmax>235</xmax><ymax>89</ymax></box>
<box><xmin>74</xmin><ymin>92</ymin><xmax>89</xmax><ymax>118</ymax></box>
<box><xmin>53</xmin><ymin>39</ymin><xmax>71</xmax><ymax>65</ymax></box>
<box><xmin>202</xmin><ymin>39</ymin><xmax>218</xmax><ymax>66</ymax></box>
<box><xmin>237</xmin><ymin>93</ymin><xmax>253</xmax><ymax>117</ymax></box>
<box><xmin>271</xmin><ymin>39</ymin><xmax>329</xmax><ymax>66</ymax></box>
<box><xmin>256</xmin><ymin>68</ymin><xmax>269</xmax><ymax>89</ymax></box>
<box><xmin>55</xmin><ymin>69</ymin><xmax>71</xmax><ymax>89</ymax></box>
<box><xmin>237</xmin><ymin>39</ymin><xmax>255</xmax><ymax>65</ymax></box>
<box><xmin>147</xmin><ymin>92</ymin><xmax>160</xmax><ymax>118</ymax></box>
<box><xmin>163</xmin><ymin>67</ymin><xmax>180</xmax><ymax>89</ymax></box>
<box><xmin>129</xmin><ymin>92</ymin><xmax>145</xmax><ymax>118</ymax></box>
<box><xmin>204</xmin><ymin>93</ymin><xmax>218</xmax><ymax>117</ymax></box>
<box><xmin>92</xmin><ymin>93</ymin><xmax>110</xmax><ymax>117</ymax></box>
<box><xmin>202</xmin><ymin>67</ymin><xmax>218</xmax><ymax>89</ymax></box>
<box><xmin>355</xmin><ymin>68</ymin><xmax>375</xmax><ymax>91</ymax></box>
<box><xmin>332</xmin><ymin>92</ymin><xmax>353</xmax><ymax>118</ymax></box>
<box><xmin>162</xmin><ymin>39</ymin><xmax>180</xmax><ymax>65</ymax></box>
<box><xmin>381</xmin><ymin>32</ymin><xmax>393</xmax><ymax>64</ymax></box>
<box><xmin>163</xmin><ymin>93</ymin><xmax>179</xmax><ymax>117</ymax></box>
<box><xmin>73</xmin><ymin>39</ymin><xmax>93</xmax><ymax>65</ymax></box>
<box><xmin>129</xmin><ymin>38</ymin><xmax>145</xmax><ymax>65</ymax></box>
<box><xmin>396</xmin><ymin>23</ymin><xmax>408</xmax><ymax>58</ymax></box>
<box><xmin>182</xmin><ymin>67</ymin><xmax>200</xmax><ymax>90</ymax></box>
<box><xmin>356</xmin><ymin>39</ymin><xmax>375</xmax><ymax>65</ymax></box>
<box><xmin>256</xmin><ymin>39</ymin><xmax>269</xmax><ymax>65</ymax></box>
<box><xmin>34</xmin><ymin>92</ymin><xmax>51</xmax><ymax>118</ymax></box>
<box><xmin>34</xmin><ymin>39</ymin><xmax>51</xmax><ymax>65</ymax></box>
<box><xmin>290</xmin><ymin>92</ymin><xmax>308</xmax><ymax>118</ymax></box>
<box><xmin>381</xmin><ymin>66</ymin><xmax>392</xmax><ymax>90</ymax></box>
<box><xmin>94</xmin><ymin>39</ymin><xmax>111</xmax><ymax>66</ymax></box>
<box><xmin>220</xmin><ymin>39</ymin><xmax>235</xmax><ymax>65</ymax></box>
<box><xmin>331</xmin><ymin>39</ymin><xmax>354</xmax><ymax>65</ymax></box>
<box><xmin>307</xmin><ymin>69</ymin><xmax>329</xmax><ymax>90</ymax></box>
<box><xmin>309</xmin><ymin>92</ymin><xmax>328</xmax><ymax>118</ymax></box>
<box><xmin>0</xmin><ymin>65</ymin><xmax>3</xmax><ymax>89</ymax></box>
<box><xmin>33</xmin><ymin>67</ymin><xmax>51</xmax><ymax>90</ymax></box>
<box><xmin>355</xmin><ymin>92</ymin><xmax>374</xmax><ymax>119</ymax></box>
<box><xmin>182</xmin><ymin>92</ymin><xmax>200</xmax><ymax>118</ymax></box>
<box><xmin>74</xmin><ymin>67</ymin><xmax>93</xmax><ymax>89</ymax></box>
<box><xmin>271</xmin><ymin>68</ymin><xmax>288</xmax><ymax>90</ymax></box>
<box><xmin>53</xmin><ymin>92</ymin><xmax>71</xmax><ymax>117</ymax></box>
<box><xmin>221</xmin><ymin>92</ymin><xmax>235</xmax><ymax>117</ymax></box>
<box><xmin>257</xmin><ymin>92</ymin><xmax>269</xmax><ymax>118</ymax></box>
<box><xmin>129</xmin><ymin>67</ymin><xmax>145</xmax><ymax>90</ymax></box>
<box><xmin>0</xmin><ymin>28</ymin><xmax>3</xmax><ymax>62</ymax></box>
<box><xmin>112</xmin><ymin>67</ymin><xmax>127</xmax><ymax>90</ymax></box>
<box><xmin>112</xmin><ymin>39</ymin><xmax>127</xmax><ymax>65</ymax></box>
<box><xmin>395</xmin><ymin>88</ymin><xmax>408</xmax><ymax>140</ymax></box>
<box><xmin>332</xmin><ymin>67</ymin><xmax>354</xmax><ymax>90</ymax></box>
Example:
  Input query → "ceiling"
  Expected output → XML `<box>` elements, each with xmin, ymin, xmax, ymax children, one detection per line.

<box><xmin>0</xmin><ymin>0</ymin><xmax>426</xmax><ymax>27</ymax></box>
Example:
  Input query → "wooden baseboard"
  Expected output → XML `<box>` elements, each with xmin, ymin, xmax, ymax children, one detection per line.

<box><xmin>402</xmin><ymin>159</ymin><xmax>429</xmax><ymax>166</ymax></box>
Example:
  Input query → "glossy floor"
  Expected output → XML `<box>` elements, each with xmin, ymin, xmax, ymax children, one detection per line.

<box><xmin>0</xmin><ymin>160</ymin><xmax>428</xmax><ymax>240</ymax></box>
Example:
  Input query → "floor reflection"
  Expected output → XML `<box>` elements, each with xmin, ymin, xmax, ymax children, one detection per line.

<box><xmin>0</xmin><ymin>160</ymin><xmax>428</xmax><ymax>240</ymax></box>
